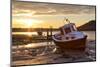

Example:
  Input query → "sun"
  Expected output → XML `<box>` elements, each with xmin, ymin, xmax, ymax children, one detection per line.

<box><xmin>24</xmin><ymin>19</ymin><xmax>34</xmax><ymax>27</ymax></box>
<box><xmin>17</xmin><ymin>19</ymin><xmax>43</xmax><ymax>28</ymax></box>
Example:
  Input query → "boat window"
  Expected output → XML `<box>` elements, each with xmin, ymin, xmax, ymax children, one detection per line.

<box><xmin>71</xmin><ymin>25</ymin><xmax>77</xmax><ymax>31</ymax></box>
<box><xmin>64</xmin><ymin>27</ymin><xmax>71</xmax><ymax>34</ymax></box>
<box><xmin>60</xmin><ymin>27</ymin><xmax>71</xmax><ymax>35</ymax></box>
<box><xmin>60</xmin><ymin>28</ymin><xmax>64</xmax><ymax>35</ymax></box>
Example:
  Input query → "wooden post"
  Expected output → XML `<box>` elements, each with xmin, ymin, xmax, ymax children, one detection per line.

<box><xmin>50</xmin><ymin>27</ymin><xmax>52</xmax><ymax>36</ymax></box>
<box><xmin>47</xmin><ymin>30</ymin><xmax>49</xmax><ymax>40</ymax></box>
<box><xmin>50</xmin><ymin>26</ymin><xmax>52</xmax><ymax>39</ymax></box>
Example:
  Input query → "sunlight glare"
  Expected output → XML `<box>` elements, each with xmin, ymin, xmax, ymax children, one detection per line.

<box><xmin>25</xmin><ymin>44</ymin><xmax>33</xmax><ymax>48</ymax></box>
<box><xmin>25</xmin><ymin>19</ymin><xmax>43</xmax><ymax>27</ymax></box>
<box><xmin>17</xmin><ymin>19</ymin><xmax>43</xmax><ymax>27</ymax></box>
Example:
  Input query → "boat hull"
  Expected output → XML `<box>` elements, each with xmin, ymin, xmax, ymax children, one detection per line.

<box><xmin>53</xmin><ymin>36</ymin><xmax>87</xmax><ymax>51</ymax></box>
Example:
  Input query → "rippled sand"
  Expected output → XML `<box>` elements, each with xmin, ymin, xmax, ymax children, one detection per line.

<box><xmin>12</xmin><ymin>40</ymin><xmax>96</xmax><ymax>66</ymax></box>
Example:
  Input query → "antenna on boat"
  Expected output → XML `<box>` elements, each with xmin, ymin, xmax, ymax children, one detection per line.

<box><xmin>63</xmin><ymin>17</ymin><xmax>71</xmax><ymax>24</ymax></box>
<box><xmin>65</xmin><ymin>18</ymin><xmax>70</xmax><ymax>24</ymax></box>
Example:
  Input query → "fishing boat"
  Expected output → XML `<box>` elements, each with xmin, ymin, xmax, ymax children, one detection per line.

<box><xmin>37</xmin><ymin>31</ymin><xmax>42</xmax><ymax>36</ymax></box>
<box><xmin>37</xmin><ymin>28</ymin><xmax>43</xmax><ymax>36</ymax></box>
<box><xmin>52</xmin><ymin>19</ymin><xmax>87</xmax><ymax>51</ymax></box>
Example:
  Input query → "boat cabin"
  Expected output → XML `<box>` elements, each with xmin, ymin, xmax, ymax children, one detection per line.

<box><xmin>60</xmin><ymin>23</ymin><xmax>77</xmax><ymax>35</ymax></box>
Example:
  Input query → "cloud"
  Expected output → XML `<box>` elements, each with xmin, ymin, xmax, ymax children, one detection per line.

<box><xmin>12</xmin><ymin>1</ymin><xmax>95</xmax><ymax>15</ymax></box>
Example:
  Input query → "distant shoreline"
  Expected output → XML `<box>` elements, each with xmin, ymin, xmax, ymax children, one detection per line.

<box><xmin>12</xmin><ymin>28</ymin><xmax>96</xmax><ymax>32</ymax></box>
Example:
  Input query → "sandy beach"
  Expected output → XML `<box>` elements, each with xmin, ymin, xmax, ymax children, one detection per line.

<box><xmin>11</xmin><ymin>39</ymin><xmax>96</xmax><ymax>66</ymax></box>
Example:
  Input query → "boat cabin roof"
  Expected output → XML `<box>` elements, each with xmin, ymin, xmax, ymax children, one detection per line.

<box><xmin>59</xmin><ymin>23</ymin><xmax>77</xmax><ymax>35</ymax></box>
<box><xmin>60</xmin><ymin>23</ymin><xmax>75</xmax><ymax>29</ymax></box>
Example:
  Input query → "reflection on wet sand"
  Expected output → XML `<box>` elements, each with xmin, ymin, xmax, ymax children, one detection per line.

<box><xmin>12</xmin><ymin>40</ymin><xmax>96</xmax><ymax>66</ymax></box>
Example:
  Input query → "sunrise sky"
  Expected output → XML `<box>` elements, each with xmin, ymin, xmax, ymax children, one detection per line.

<box><xmin>12</xmin><ymin>0</ymin><xmax>96</xmax><ymax>28</ymax></box>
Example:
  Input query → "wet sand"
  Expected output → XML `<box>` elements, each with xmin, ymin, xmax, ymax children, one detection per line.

<box><xmin>11</xmin><ymin>40</ymin><xmax>96</xmax><ymax>66</ymax></box>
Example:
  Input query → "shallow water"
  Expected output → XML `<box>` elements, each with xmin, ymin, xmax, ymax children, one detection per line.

<box><xmin>12</xmin><ymin>31</ymin><xmax>95</xmax><ymax>40</ymax></box>
<box><xmin>83</xmin><ymin>31</ymin><xmax>95</xmax><ymax>40</ymax></box>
